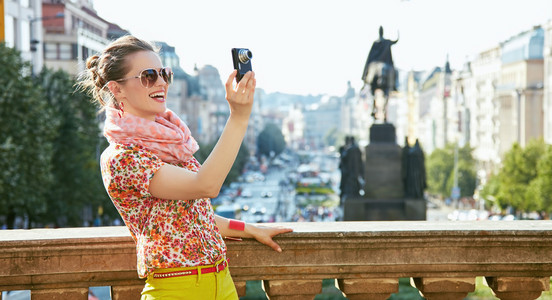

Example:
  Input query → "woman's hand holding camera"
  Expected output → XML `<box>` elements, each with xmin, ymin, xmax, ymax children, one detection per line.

<box><xmin>225</xmin><ymin>70</ymin><xmax>256</xmax><ymax>121</ymax></box>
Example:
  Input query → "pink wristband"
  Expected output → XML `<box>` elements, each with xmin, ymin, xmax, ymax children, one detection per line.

<box><xmin>229</xmin><ymin>219</ymin><xmax>245</xmax><ymax>231</ymax></box>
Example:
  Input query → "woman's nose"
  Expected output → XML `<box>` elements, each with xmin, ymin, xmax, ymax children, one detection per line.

<box><xmin>155</xmin><ymin>74</ymin><xmax>168</xmax><ymax>86</ymax></box>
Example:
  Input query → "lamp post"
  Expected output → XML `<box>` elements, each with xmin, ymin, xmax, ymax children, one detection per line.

<box><xmin>29</xmin><ymin>12</ymin><xmax>64</xmax><ymax>75</ymax></box>
<box><xmin>514</xmin><ymin>88</ymin><xmax>524</xmax><ymax>145</ymax></box>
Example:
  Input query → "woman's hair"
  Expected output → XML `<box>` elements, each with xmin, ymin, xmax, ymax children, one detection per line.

<box><xmin>77</xmin><ymin>35</ymin><xmax>158</xmax><ymax>108</ymax></box>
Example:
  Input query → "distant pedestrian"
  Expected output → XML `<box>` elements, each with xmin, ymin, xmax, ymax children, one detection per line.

<box><xmin>78</xmin><ymin>35</ymin><xmax>292</xmax><ymax>299</ymax></box>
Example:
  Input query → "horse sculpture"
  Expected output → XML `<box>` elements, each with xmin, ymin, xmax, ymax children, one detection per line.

<box><xmin>361</xmin><ymin>26</ymin><xmax>398</xmax><ymax>123</ymax></box>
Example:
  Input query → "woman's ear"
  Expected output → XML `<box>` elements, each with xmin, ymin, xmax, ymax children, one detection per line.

<box><xmin>107</xmin><ymin>81</ymin><xmax>124</xmax><ymax>100</ymax></box>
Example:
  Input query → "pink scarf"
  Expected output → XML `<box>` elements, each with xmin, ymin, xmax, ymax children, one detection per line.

<box><xmin>103</xmin><ymin>107</ymin><xmax>199</xmax><ymax>164</ymax></box>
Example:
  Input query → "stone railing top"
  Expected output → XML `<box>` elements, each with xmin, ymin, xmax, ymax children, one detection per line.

<box><xmin>276</xmin><ymin>220</ymin><xmax>552</xmax><ymax>236</ymax></box>
<box><xmin>0</xmin><ymin>226</ymin><xmax>132</xmax><ymax>242</ymax></box>
<box><xmin>1</xmin><ymin>220</ymin><xmax>552</xmax><ymax>243</ymax></box>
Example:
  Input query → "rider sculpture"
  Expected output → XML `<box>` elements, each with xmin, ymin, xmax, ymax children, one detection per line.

<box><xmin>361</xmin><ymin>26</ymin><xmax>398</xmax><ymax>122</ymax></box>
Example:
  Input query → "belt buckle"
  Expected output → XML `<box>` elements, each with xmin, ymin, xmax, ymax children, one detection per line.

<box><xmin>215</xmin><ymin>260</ymin><xmax>224</xmax><ymax>273</ymax></box>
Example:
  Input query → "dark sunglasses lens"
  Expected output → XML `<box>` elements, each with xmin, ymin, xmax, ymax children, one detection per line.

<box><xmin>162</xmin><ymin>68</ymin><xmax>173</xmax><ymax>85</ymax></box>
<box><xmin>141</xmin><ymin>69</ymin><xmax>158</xmax><ymax>87</ymax></box>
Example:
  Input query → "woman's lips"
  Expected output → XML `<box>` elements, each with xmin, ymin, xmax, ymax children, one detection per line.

<box><xmin>151</xmin><ymin>96</ymin><xmax>166</xmax><ymax>103</ymax></box>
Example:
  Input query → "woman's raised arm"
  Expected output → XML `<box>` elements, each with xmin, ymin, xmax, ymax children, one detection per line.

<box><xmin>149</xmin><ymin>70</ymin><xmax>256</xmax><ymax>201</ymax></box>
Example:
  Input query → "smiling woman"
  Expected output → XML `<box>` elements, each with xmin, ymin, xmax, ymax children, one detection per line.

<box><xmin>76</xmin><ymin>35</ymin><xmax>292</xmax><ymax>299</ymax></box>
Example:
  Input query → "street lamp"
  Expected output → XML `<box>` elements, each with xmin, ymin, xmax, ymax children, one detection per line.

<box><xmin>29</xmin><ymin>12</ymin><xmax>64</xmax><ymax>51</ymax></box>
<box><xmin>514</xmin><ymin>88</ymin><xmax>524</xmax><ymax>145</ymax></box>
<box><xmin>29</xmin><ymin>12</ymin><xmax>64</xmax><ymax>75</ymax></box>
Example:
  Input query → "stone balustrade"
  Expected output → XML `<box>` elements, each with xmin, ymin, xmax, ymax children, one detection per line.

<box><xmin>1</xmin><ymin>221</ymin><xmax>551</xmax><ymax>299</ymax></box>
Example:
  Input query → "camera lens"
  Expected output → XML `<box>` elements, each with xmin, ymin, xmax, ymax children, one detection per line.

<box><xmin>238</xmin><ymin>49</ymin><xmax>252</xmax><ymax>64</ymax></box>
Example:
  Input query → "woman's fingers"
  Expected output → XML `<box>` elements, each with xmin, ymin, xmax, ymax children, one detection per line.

<box><xmin>272</xmin><ymin>227</ymin><xmax>293</xmax><ymax>235</ymax></box>
<box><xmin>225</xmin><ymin>70</ymin><xmax>237</xmax><ymax>100</ymax></box>
<box><xmin>265</xmin><ymin>239</ymin><xmax>283</xmax><ymax>253</ymax></box>
<box><xmin>255</xmin><ymin>226</ymin><xmax>293</xmax><ymax>253</ymax></box>
<box><xmin>237</xmin><ymin>71</ymin><xmax>254</xmax><ymax>94</ymax></box>
<box><xmin>246</xmin><ymin>73</ymin><xmax>256</xmax><ymax>92</ymax></box>
<box><xmin>225</xmin><ymin>70</ymin><xmax>237</xmax><ymax>92</ymax></box>
<box><xmin>225</xmin><ymin>71</ymin><xmax>255</xmax><ymax>119</ymax></box>
<box><xmin>226</xmin><ymin>71</ymin><xmax>256</xmax><ymax>100</ymax></box>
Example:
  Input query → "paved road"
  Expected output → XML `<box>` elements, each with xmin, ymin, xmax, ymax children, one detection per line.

<box><xmin>233</xmin><ymin>167</ymin><xmax>296</xmax><ymax>223</ymax></box>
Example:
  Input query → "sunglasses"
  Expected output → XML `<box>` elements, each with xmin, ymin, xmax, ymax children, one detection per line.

<box><xmin>116</xmin><ymin>67</ymin><xmax>173</xmax><ymax>88</ymax></box>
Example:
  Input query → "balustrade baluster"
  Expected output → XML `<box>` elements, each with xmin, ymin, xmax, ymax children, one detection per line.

<box><xmin>234</xmin><ymin>281</ymin><xmax>247</xmax><ymax>297</ymax></box>
<box><xmin>337</xmin><ymin>278</ymin><xmax>398</xmax><ymax>300</ymax></box>
<box><xmin>413</xmin><ymin>277</ymin><xmax>475</xmax><ymax>300</ymax></box>
<box><xmin>263</xmin><ymin>279</ymin><xmax>322</xmax><ymax>300</ymax></box>
<box><xmin>486</xmin><ymin>276</ymin><xmax>550</xmax><ymax>300</ymax></box>
<box><xmin>111</xmin><ymin>285</ymin><xmax>144</xmax><ymax>300</ymax></box>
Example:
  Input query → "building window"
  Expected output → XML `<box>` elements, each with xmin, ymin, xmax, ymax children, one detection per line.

<box><xmin>45</xmin><ymin>42</ymin><xmax>58</xmax><ymax>59</ymax></box>
<box><xmin>44</xmin><ymin>42</ymin><xmax>73</xmax><ymax>60</ymax></box>
<box><xmin>72</xmin><ymin>43</ymin><xmax>78</xmax><ymax>59</ymax></box>
<box><xmin>59</xmin><ymin>43</ymin><xmax>71</xmax><ymax>60</ymax></box>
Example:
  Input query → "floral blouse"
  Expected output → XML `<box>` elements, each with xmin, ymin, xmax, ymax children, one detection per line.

<box><xmin>100</xmin><ymin>143</ymin><xmax>226</xmax><ymax>278</ymax></box>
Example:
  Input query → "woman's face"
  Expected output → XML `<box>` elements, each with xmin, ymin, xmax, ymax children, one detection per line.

<box><xmin>116</xmin><ymin>50</ymin><xmax>168</xmax><ymax>120</ymax></box>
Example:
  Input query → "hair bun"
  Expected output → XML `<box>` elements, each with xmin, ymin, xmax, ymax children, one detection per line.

<box><xmin>86</xmin><ymin>55</ymin><xmax>100</xmax><ymax>70</ymax></box>
<box><xmin>85</xmin><ymin>55</ymin><xmax>106</xmax><ymax>88</ymax></box>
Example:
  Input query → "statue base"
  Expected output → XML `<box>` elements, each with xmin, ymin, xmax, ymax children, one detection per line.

<box><xmin>343</xmin><ymin>197</ymin><xmax>426</xmax><ymax>221</ymax></box>
<box><xmin>343</xmin><ymin>123</ymin><xmax>426</xmax><ymax>221</ymax></box>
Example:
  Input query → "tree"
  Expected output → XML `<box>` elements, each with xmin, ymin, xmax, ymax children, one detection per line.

<box><xmin>480</xmin><ymin>171</ymin><xmax>500</xmax><ymax>209</ymax></box>
<box><xmin>257</xmin><ymin>123</ymin><xmax>286</xmax><ymax>158</ymax></box>
<box><xmin>426</xmin><ymin>147</ymin><xmax>453</xmax><ymax>196</ymax></box>
<box><xmin>35</xmin><ymin>68</ymin><xmax>111</xmax><ymax>227</ymax></box>
<box><xmin>0</xmin><ymin>43</ymin><xmax>58</xmax><ymax>228</ymax></box>
<box><xmin>533</xmin><ymin>146</ymin><xmax>552</xmax><ymax>214</ymax></box>
<box><xmin>496</xmin><ymin>139</ymin><xmax>549</xmax><ymax>213</ymax></box>
<box><xmin>426</xmin><ymin>143</ymin><xmax>476</xmax><ymax>198</ymax></box>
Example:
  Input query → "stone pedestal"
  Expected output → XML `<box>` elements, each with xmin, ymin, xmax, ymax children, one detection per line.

<box><xmin>343</xmin><ymin>197</ymin><xmax>426</xmax><ymax>221</ymax></box>
<box><xmin>343</xmin><ymin>123</ymin><xmax>426</xmax><ymax>221</ymax></box>
<box><xmin>363</xmin><ymin>142</ymin><xmax>403</xmax><ymax>199</ymax></box>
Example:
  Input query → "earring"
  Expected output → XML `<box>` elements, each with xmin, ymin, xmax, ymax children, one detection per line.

<box><xmin>118</xmin><ymin>102</ymin><xmax>125</xmax><ymax>118</ymax></box>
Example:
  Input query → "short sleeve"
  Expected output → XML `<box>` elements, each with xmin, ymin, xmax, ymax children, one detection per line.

<box><xmin>103</xmin><ymin>146</ymin><xmax>165</xmax><ymax>200</ymax></box>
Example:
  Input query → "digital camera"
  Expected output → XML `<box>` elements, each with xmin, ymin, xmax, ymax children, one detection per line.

<box><xmin>231</xmin><ymin>48</ymin><xmax>253</xmax><ymax>83</ymax></box>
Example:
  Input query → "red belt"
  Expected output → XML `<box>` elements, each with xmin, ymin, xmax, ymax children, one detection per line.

<box><xmin>152</xmin><ymin>260</ymin><xmax>228</xmax><ymax>279</ymax></box>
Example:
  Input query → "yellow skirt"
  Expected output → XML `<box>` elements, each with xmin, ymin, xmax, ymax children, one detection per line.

<box><xmin>141</xmin><ymin>260</ymin><xmax>238</xmax><ymax>300</ymax></box>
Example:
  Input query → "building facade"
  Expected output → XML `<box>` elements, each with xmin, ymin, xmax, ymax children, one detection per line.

<box><xmin>302</xmin><ymin>96</ymin><xmax>342</xmax><ymax>150</ymax></box>
<box><xmin>464</xmin><ymin>46</ymin><xmax>502</xmax><ymax>169</ymax></box>
<box><xmin>3</xmin><ymin>0</ymin><xmax>42</xmax><ymax>73</ymax></box>
<box><xmin>281</xmin><ymin>103</ymin><xmax>305</xmax><ymax>150</ymax></box>
<box><xmin>197</xmin><ymin>65</ymin><xmax>228</xmax><ymax>143</ymax></box>
<box><xmin>41</xmin><ymin>0</ymin><xmax>126</xmax><ymax>76</ymax></box>
<box><xmin>544</xmin><ymin>20</ymin><xmax>552</xmax><ymax>144</ymax></box>
<box><xmin>418</xmin><ymin>66</ymin><xmax>448</xmax><ymax>154</ymax></box>
<box><xmin>496</xmin><ymin>26</ymin><xmax>544</xmax><ymax>155</ymax></box>
<box><xmin>2</xmin><ymin>0</ymin><xmax>130</xmax><ymax>75</ymax></box>
<box><xmin>415</xmin><ymin>25</ymin><xmax>546</xmax><ymax>175</ymax></box>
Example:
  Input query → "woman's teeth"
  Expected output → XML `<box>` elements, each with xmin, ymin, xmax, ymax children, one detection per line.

<box><xmin>149</xmin><ymin>92</ymin><xmax>164</xmax><ymax>99</ymax></box>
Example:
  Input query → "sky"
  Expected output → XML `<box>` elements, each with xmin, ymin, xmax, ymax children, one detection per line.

<box><xmin>92</xmin><ymin>0</ymin><xmax>552</xmax><ymax>96</ymax></box>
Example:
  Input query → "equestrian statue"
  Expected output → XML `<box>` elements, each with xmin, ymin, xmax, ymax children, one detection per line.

<box><xmin>361</xmin><ymin>26</ymin><xmax>399</xmax><ymax>122</ymax></box>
